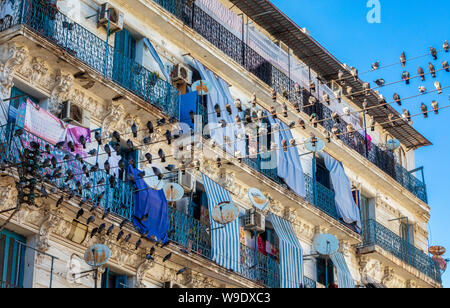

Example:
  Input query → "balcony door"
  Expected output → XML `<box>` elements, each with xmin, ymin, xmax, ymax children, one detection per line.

<box><xmin>113</xmin><ymin>28</ymin><xmax>136</xmax><ymax>91</ymax></box>
<box><xmin>0</xmin><ymin>230</ymin><xmax>26</xmax><ymax>288</ymax></box>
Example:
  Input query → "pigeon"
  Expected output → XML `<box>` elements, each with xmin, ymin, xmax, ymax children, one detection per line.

<box><xmin>112</xmin><ymin>131</ymin><xmax>121</xmax><ymax>143</ymax></box>
<box><xmin>372</xmin><ymin>61</ymin><xmax>380</xmax><ymax>71</ymax></box>
<box><xmin>157</xmin><ymin>118</ymin><xmax>166</xmax><ymax>127</ymax></box>
<box><xmin>225</xmin><ymin>103</ymin><xmax>232</xmax><ymax>116</ymax></box>
<box><xmin>393</xmin><ymin>93</ymin><xmax>402</xmax><ymax>106</ymax></box>
<box><xmin>351</xmin><ymin>67</ymin><xmax>358</xmax><ymax>80</ymax></box>
<box><xmin>400</xmin><ymin>52</ymin><xmax>406</xmax><ymax>67</ymax></box>
<box><xmin>152</xmin><ymin>167</ymin><xmax>163</xmax><ymax>180</ymax></box>
<box><xmin>104</xmin><ymin>144</ymin><xmax>111</xmax><ymax>157</ymax></box>
<box><xmin>45</xmin><ymin>144</ymin><xmax>51</xmax><ymax>155</ymax></box>
<box><xmin>164</xmin><ymin>130</ymin><xmax>172</xmax><ymax>145</ymax></box>
<box><xmin>98</xmin><ymin>223</ymin><xmax>106</xmax><ymax>235</ymax></box>
<box><xmin>418</xmin><ymin>66</ymin><xmax>425</xmax><ymax>81</ymax></box>
<box><xmin>76</xmin><ymin>208</ymin><xmax>84</xmax><ymax>220</ymax></box>
<box><xmin>374</xmin><ymin>79</ymin><xmax>385</xmax><ymax>87</ymax></box>
<box><xmin>126</xmin><ymin>139</ymin><xmax>134</xmax><ymax>150</ymax></box>
<box><xmin>116</xmin><ymin>230</ymin><xmax>124</xmax><ymax>241</ymax></box>
<box><xmin>337</xmin><ymin>69</ymin><xmax>344</xmax><ymax>81</ymax></box>
<box><xmin>432</xmin><ymin>101</ymin><xmax>439</xmax><ymax>114</ymax></box>
<box><xmin>135</xmin><ymin>238</ymin><xmax>142</xmax><ymax>250</ymax></box>
<box><xmin>67</xmin><ymin>141</ymin><xmax>75</xmax><ymax>152</ymax></box>
<box><xmin>444</xmin><ymin>40</ymin><xmax>449</xmax><ymax>52</ymax></box>
<box><xmin>158</xmin><ymin>149</ymin><xmax>166</xmax><ymax>163</ymax></box>
<box><xmin>103</xmin><ymin>160</ymin><xmax>110</xmax><ymax>174</ymax></box>
<box><xmin>430</xmin><ymin>47</ymin><xmax>437</xmax><ymax>60</ymax></box>
<box><xmin>429</xmin><ymin>62</ymin><xmax>436</xmax><ymax>78</ymax></box>
<box><xmin>118</xmin><ymin>159</ymin><xmax>125</xmax><ymax>171</ymax></box>
<box><xmin>402</xmin><ymin>71</ymin><xmax>411</xmax><ymax>85</ymax></box>
<box><xmin>235</xmin><ymin>99</ymin><xmax>243</xmax><ymax>112</ymax></box>
<box><xmin>55</xmin><ymin>141</ymin><xmax>65</xmax><ymax>150</ymax></box>
<box><xmin>124</xmin><ymin>234</ymin><xmax>131</xmax><ymax>243</ymax></box>
<box><xmin>176</xmin><ymin>268</ymin><xmax>187</xmax><ymax>275</ymax></box>
<box><xmin>87</xmin><ymin>215</ymin><xmax>95</xmax><ymax>225</ymax></box>
<box><xmin>82</xmin><ymin>165</ymin><xmax>90</xmax><ymax>177</ymax></box>
<box><xmin>434</xmin><ymin>81</ymin><xmax>443</xmax><ymax>94</ymax></box>
<box><xmin>65</xmin><ymin>169</ymin><xmax>74</xmax><ymax>183</ymax></box>
<box><xmin>120</xmin><ymin>218</ymin><xmax>128</xmax><ymax>229</ymax></box>
<box><xmin>40</xmin><ymin>185</ymin><xmax>49</xmax><ymax>199</ymax></box>
<box><xmin>95</xmin><ymin>131</ymin><xmax>102</xmax><ymax>145</ymax></box>
<box><xmin>143</xmin><ymin>136</ymin><xmax>151</xmax><ymax>145</ymax></box>
<box><xmin>88</xmin><ymin>149</ymin><xmax>97</xmax><ymax>156</ymax></box>
<box><xmin>163</xmin><ymin>252</ymin><xmax>172</xmax><ymax>263</ymax></box>
<box><xmin>90</xmin><ymin>228</ymin><xmax>98</xmax><ymax>238</ymax></box>
<box><xmin>109</xmin><ymin>176</ymin><xmax>116</xmax><ymax>189</ymax></box>
<box><xmin>106</xmin><ymin>225</ymin><xmax>114</xmax><ymax>236</ymax></box>
<box><xmin>443</xmin><ymin>61</ymin><xmax>449</xmax><ymax>72</ymax></box>
<box><xmin>419</xmin><ymin>86</ymin><xmax>427</xmax><ymax>94</ymax></box>
<box><xmin>79</xmin><ymin>136</ymin><xmax>86</xmax><ymax>149</ymax></box>
<box><xmin>421</xmin><ymin>103</ymin><xmax>428</xmax><ymax>118</ymax></box>
<box><xmin>101</xmin><ymin>208</ymin><xmax>110</xmax><ymax>220</ymax></box>
<box><xmin>131</xmin><ymin>123</ymin><xmax>138</xmax><ymax>138</ymax></box>
<box><xmin>56</xmin><ymin>196</ymin><xmax>64</xmax><ymax>208</ymax></box>
<box><xmin>146</xmin><ymin>121</ymin><xmax>154</xmax><ymax>135</ymax></box>
<box><xmin>402</xmin><ymin>109</ymin><xmax>412</xmax><ymax>122</ymax></box>
<box><xmin>145</xmin><ymin>153</ymin><xmax>152</xmax><ymax>164</ymax></box>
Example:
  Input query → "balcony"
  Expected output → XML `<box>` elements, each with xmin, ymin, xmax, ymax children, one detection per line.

<box><xmin>1</xmin><ymin>0</ymin><xmax>179</xmax><ymax>119</ymax></box>
<box><xmin>151</xmin><ymin>0</ymin><xmax>428</xmax><ymax>204</ymax></box>
<box><xmin>359</xmin><ymin>219</ymin><xmax>441</xmax><ymax>284</ymax></box>
<box><xmin>0</xmin><ymin>124</ymin><xmax>135</xmax><ymax>220</ymax></box>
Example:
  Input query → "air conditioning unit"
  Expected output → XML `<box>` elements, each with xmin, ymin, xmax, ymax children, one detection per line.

<box><xmin>163</xmin><ymin>281</ymin><xmax>186</xmax><ymax>288</ymax></box>
<box><xmin>172</xmin><ymin>63</ymin><xmax>192</xmax><ymax>85</ymax></box>
<box><xmin>60</xmin><ymin>101</ymin><xmax>91</xmax><ymax>128</ymax></box>
<box><xmin>244</xmin><ymin>209</ymin><xmax>265</xmax><ymax>233</ymax></box>
<box><xmin>98</xmin><ymin>3</ymin><xmax>124</xmax><ymax>34</ymax></box>
<box><xmin>178</xmin><ymin>171</ymin><xmax>195</xmax><ymax>191</ymax></box>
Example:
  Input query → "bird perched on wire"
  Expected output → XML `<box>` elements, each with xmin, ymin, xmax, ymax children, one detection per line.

<box><xmin>444</xmin><ymin>40</ymin><xmax>449</xmax><ymax>52</ymax></box>
<box><xmin>372</xmin><ymin>61</ymin><xmax>380</xmax><ymax>71</ymax></box>
<box><xmin>393</xmin><ymin>93</ymin><xmax>402</xmax><ymax>106</ymax></box>
<box><xmin>429</xmin><ymin>62</ymin><xmax>436</xmax><ymax>78</ymax></box>
<box><xmin>351</xmin><ymin>67</ymin><xmax>358</xmax><ymax>81</ymax></box>
<box><xmin>131</xmin><ymin>123</ymin><xmax>138</xmax><ymax>138</ymax></box>
<box><xmin>421</xmin><ymin>103</ymin><xmax>428</xmax><ymax>118</ymax></box>
<box><xmin>434</xmin><ymin>81</ymin><xmax>443</xmax><ymax>94</ymax></box>
<box><xmin>163</xmin><ymin>252</ymin><xmax>172</xmax><ymax>263</ymax></box>
<box><xmin>402</xmin><ymin>71</ymin><xmax>411</xmax><ymax>85</ymax></box>
<box><xmin>402</xmin><ymin>109</ymin><xmax>412</xmax><ymax>123</ymax></box>
<box><xmin>419</xmin><ymin>86</ymin><xmax>427</xmax><ymax>94</ymax></box>
<box><xmin>400</xmin><ymin>52</ymin><xmax>407</xmax><ymax>67</ymax></box>
<box><xmin>443</xmin><ymin>61</ymin><xmax>449</xmax><ymax>72</ymax></box>
<box><xmin>374</xmin><ymin>79</ymin><xmax>385</xmax><ymax>87</ymax></box>
<box><xmin>432</xmin><ymin>101</ymin><xmax>439</xmax><ymax>114</ymax></box>
<box><xmin>430</xmin><ymin>47</ymin><xmax>438</xmax><ymax>60</ymax></box>
<box><xmin>418</xmin><ymin>66</ymin><xmax>425</xmax><ymax>81</ymax></box>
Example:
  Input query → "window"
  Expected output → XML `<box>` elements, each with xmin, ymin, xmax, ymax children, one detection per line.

<box><xmin>0</xmin><ymin>230</ymin><xmax>26</xmax><ymax>288</ymax></box>
<box><xmin>101</xmin><ymin>268</ymin><xmax>128</xmax><ymax>288</ymax></box>
<box><xmin>316</xmin><ymin>257</ymin><xmax>335</xmax><ymax>288</ymax></box>
<box><xmin>113</xmin><ymin>28</ymin><xmax>137</xmax><ymax>89</ymax></box>
<box><xmin>360</xmin><ymin>195</ymin><xmax>375</xmax><ymax>223</ymax></box>
<box><xmin>316</xmin><ymin>156</ymin><xmax>331</xmax><ymax>189</ymax></box>
<box><xmin>400</xmin><ymin>222</ymin><xmax>414</xmax><ymax>245</ymax></box>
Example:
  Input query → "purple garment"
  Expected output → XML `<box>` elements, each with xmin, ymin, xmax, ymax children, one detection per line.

<box><xmin>64</xmin><ymin>124</ymin><xmax>91</xmax><ymax>158</ymax></box>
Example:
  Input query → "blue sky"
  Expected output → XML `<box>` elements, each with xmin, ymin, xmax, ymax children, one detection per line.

<box><xmin>271</xmin><ymin>0</ymin><xmax>450</xmax><ymax>287</ymax></box>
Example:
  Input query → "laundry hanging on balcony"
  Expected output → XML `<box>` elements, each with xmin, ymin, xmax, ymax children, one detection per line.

<box><xmin>143</xmin><ymin>38</ymin><xmax>171</xmax><ymax>81</ymax></box>
<box><xmin>267</xmin><ymin>114</ymin><xmax>306</xmax><ymax>198</ymax></box>
<box><xmin>202</xmin><ymin>174</ymin><xmax>240</xmax><ymax>272</ymax></box>
<box><xmin>329</xmin><ymin>252</ymin><xmax>355</xmax><ymax>288</ymax></box>
<box><xmin>268</xmin><ymin>213</ymin><xmax>304</xmax><ymax>288</ymax></box>
<box><xmin>321</xmin><ymin>152</ymin><xmax>361</xmax><ymax>232</ymax></box>
<box><xmin>130</xmin><ymin>165</ymin><xmax>169</xmax><ymax>243</ymax></box>
<box><xmin>194</xmin><ymin>60</ymin><xmax>246</xmax><ymax>157</ymax></box>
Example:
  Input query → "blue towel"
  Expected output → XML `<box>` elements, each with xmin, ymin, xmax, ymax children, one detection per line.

<box><xmin>179</xmin><ymin>92</ymin><xmax>198</xmax><ymax>130</ymax></box>
<box><xmin>130</xmin><ymin>166</ymin><xmax>169</xmax><ymax>242</ymax></box>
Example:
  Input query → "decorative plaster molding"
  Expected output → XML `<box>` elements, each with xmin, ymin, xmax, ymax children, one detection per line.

<box><xmin>135</xmin><ymin>259</ymin><xmax>156</xmax><ymax>288</ymax></box>
<box><xmin>0</xmin><ymin>43</ymin><xmax>28</xmax><ymax>97</ymax></box>
<box><xmin>49</xmin><ymin>69</ymin><xmax>74</xmax><ymax>115</ymax></box>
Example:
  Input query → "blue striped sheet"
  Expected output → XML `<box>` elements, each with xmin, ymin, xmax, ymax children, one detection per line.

<box><xmin>269</xmin><ymin>213</ymin><xmax>304</xmax><ymax>288</ymax></box>
<box><xmin>202</xmin><ymin>174</ymin><xmax>241</xmax><ymax>272</ymax></box>
<box><xmin>329</xmin><ymin>252</ymin><xmax>355</xmax><ymax>288</ymax></box>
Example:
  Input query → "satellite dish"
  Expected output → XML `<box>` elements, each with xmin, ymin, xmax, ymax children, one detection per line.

<box><xmin>84</xmin><ymin>244</ymin><xmax>111</xmax><ymax>268</ymax></box>
<box><xmin>432</xmin><ymin>256</ymin><xmax>447</xmax><ymax>272</ymax></box>
<box><xmin>192</xmin><ymin>80</ymin><xmax>210</xmax><ymax>95</ymax></box>
<box><xmin>211</xmin><ymin>201</ymin><xmax>240</xmax><ymax>225</ymax></box>
<box><xmin>145</xmin><ymin>177</ymin><xmax>165</xmax><ymax>190</ymax></box>
<box><xmin>429</xmin><ymin>246</ymin><xmax>446</xmax><ymax>257</ymax></box>
<box><xmin>386</xmin><ymin>139</ymin><xmax>401</xmax><ymax>151</ymax></box>
<box><xmin>313</xmin><ymin>234</ymin><xmax>340</xmax><ymax>256</ymax></box>
<box><xmin>248</xmin><ymin>188</ymin><xmax>269</xmax><ymax>211</ymax></box>
<box><xmin>163</xmin><ymin>182</ymin><xmax>184</xmax><ymax>202</ymax></box>
<box><xmin>305</xmin><ymin>138</ymin><xmax>325</xmax><ymax>153</ymax></box>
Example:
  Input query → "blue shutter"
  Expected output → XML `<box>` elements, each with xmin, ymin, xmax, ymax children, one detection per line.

<box><xmin>0</xmin><ymin>230</ymin><xmax>26</xmax><ymax>288</ymax></box>
<box><xmin>113</xmin><ymin>29</ymin><xmax>136</xmax><ymax>89</ymax></box>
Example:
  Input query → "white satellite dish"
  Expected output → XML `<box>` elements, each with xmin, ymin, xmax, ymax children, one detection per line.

<box><xmin>313</xmin><ymin>234</ymin><xmax>340</xmax><ymax>256</ymax></box>
<box><xmin>386</xmin><ymin>139</ymin><xmax>401</xmax><ymax>151</ymax></box>
<box><xmin>305</xmin><ymin>138</ymin><xmax>325</xmax><ymax>153</ymax></box>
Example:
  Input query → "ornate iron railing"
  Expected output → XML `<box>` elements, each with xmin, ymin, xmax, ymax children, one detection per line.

<box><xmin>1</xmin><ymin>0</ymin><xmax>179</xmax><ymax>119</ymax></box>
<box><xmin>303</xmin><ymin>276</ymin><xmax>317</xmax><ymax>289</ymax></box>
<box><xmin>304</xmin><ymin>173</ymin><xmax>339</xmax><ymax>221</ymax></box>
<box><xmin>167</xmin><ymin>206</ymin><xmax>212</xmax><ymax>259</ymax></box>
<box><xmin>151</xmin><ymin>0</ymin><xmax>428</xmax><ymax>203</ymax></box>
<box><xmin>240</xmin><ymin>244</ymin><xmax>281</xmax><ymax>288</ymax></box>
<box><xmin>361</xmin><ymin>219</ymin><xmax>441</xmax><ymax>283</ymax></box>
<box><xmin>0</xmin><ymin>124</ymin><xmax>135</xmax><ymax>220</ymax></box>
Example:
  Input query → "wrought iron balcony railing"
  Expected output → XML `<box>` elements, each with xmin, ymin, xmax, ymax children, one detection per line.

<box><xmin>0</xmin><ymin>124</ymin><xmax>135</xmax><ymax>220</ymax></box>
<box><xmin>1</xmin><ymin>0</ymin><xmax>179</xmax><ymax>120</ymax></box>
<box><xmin>360</xmin><ymin>219</ymin><xmax>441</xmax><ymax>283</ymax></box>
<box><xmin>151</xmin><ymin>0</ymin><xmax>428</xmax><ymax>203</ymax></box>
<box><xmin>240</xmin><ymin>244</ymin><xmax>281</xmax><ymax>288</ymax></box>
